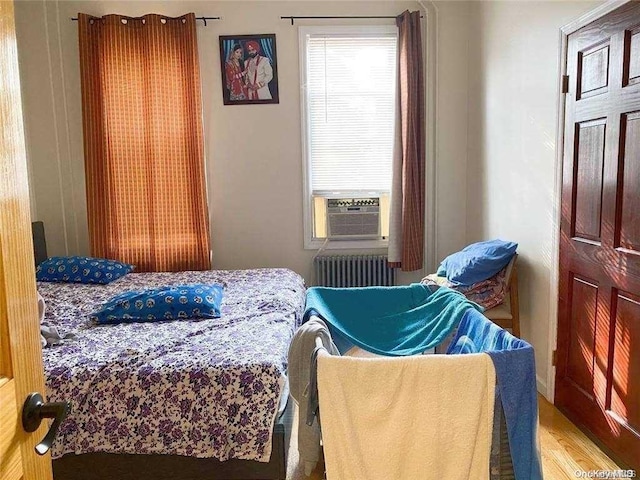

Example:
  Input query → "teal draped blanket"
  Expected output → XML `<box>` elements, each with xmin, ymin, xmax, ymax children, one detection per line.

<box><xmin>303</xmin><ymin>284</ymin><xmax>483</xmax><ymax>356</ymax></box>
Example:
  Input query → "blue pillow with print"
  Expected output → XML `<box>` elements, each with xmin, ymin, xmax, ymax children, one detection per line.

<box><xmin>36</xmin><ymin>256</ymin><xmax>134</xmax><ymax>284</ymax></box>
<box><xmin>90</xmin><ymin>284</ymin><xmax>224</xmax><ymax>324</ymax></box>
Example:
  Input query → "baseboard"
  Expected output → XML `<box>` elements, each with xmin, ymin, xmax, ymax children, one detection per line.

<box><xmin>536</xmin><ymin>374</ymin><xmax>548</xmax><ymax>399</ymax></box>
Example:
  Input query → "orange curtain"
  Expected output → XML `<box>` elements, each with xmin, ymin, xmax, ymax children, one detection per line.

<box><xmin>78</xmin><ymin>13</ymin><xmax>211</xmax><ymax>272</ymax></box>
<box><xmin>388</xmin><ymin>10</ymin><xmax>425</xmax><ymax>272</ymax></box>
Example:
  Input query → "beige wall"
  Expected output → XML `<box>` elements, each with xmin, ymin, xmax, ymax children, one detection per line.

<box><xmin>15</xmin><ymin>0</ymin><xmax>471</xmax><ymax>284</ymax></box>
<box><xmin>466</xmin><ymin>0</ymin><xmax>601</xmax><ymax>396</ymax></box>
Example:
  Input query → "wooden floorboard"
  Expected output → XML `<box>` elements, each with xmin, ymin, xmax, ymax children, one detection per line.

<box><xmin>538</xmin><ymin>395</ymin><xmax>620</xmax><ymax>476</ymax></box>
<box><xmin>299</xmin><ymin>395</ymin><xmax>621</xmax><ymax>479</ymax></box>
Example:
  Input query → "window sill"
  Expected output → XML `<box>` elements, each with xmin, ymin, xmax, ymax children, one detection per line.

<box><xmin>304</xmin><ymin>238</ymin><xmax>389</xmax><ymax>251</ymax></box>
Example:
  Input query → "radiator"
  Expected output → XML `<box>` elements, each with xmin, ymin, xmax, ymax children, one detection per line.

<box><xmin>313</xmin><ymin>255</ymin><xmax>396</xmax><ymax>287</ymax></box>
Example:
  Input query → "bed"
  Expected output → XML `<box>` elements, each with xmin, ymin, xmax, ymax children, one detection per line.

<box><xmin>33</xmin><ymin>223</ymin><xmax>306</xmax><ymax>480</ymax></box>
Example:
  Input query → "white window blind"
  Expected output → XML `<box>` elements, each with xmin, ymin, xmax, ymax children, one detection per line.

<box><xmin>306</xmin><ymin>33</ymin><xmax>397</xmax><ymax>193</ymax></box>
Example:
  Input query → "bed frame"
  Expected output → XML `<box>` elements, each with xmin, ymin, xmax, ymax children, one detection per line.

<box><xmin>32</xmin><ymin>222</ymin><xmax>293</xmax><ymax>480</ymax></box>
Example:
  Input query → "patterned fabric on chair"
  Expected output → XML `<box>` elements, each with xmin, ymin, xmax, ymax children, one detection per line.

<box><xmin>483</xmin><ymin>255</ymin><xmax>520</xmax><ymax>337</ymax></box>
<box><xmin>422</xmin><ymin>255</ymin><xmax>521</xmax><ymax>337</ymax></box>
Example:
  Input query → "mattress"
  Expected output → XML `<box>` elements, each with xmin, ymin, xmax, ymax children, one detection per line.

<box><xmin>38</xmin><ymin>268</ymin><xmax>306</xmax><ymax>462</ymax></box>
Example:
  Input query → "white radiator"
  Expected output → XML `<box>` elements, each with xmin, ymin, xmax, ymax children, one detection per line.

<box><xmin>313</xmin><ymin>255</ymin><xmax>396</xmax><ymax>287</ymax></box>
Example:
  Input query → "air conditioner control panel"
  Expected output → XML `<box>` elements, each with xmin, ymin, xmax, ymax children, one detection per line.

<box><xmin>327</xmin><ymin>197</ymin><xmax>380</xmax><ymax>208</ymax></box>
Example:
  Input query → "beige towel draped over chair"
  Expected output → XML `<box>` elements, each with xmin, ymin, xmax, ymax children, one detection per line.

<box><xmin>316</xmin><ymin>352</ymin><xmax>496</xmax><ymax>480</ymax></box>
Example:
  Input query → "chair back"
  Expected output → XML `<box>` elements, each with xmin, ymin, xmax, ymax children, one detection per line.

<box><xmin>502</xmin><ymin>254</ymin><xmax>518</xmax><ymax>290</ymax></box>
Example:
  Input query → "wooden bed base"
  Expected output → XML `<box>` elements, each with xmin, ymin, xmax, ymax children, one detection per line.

<box><xmin>52</xmin><ymin>398</ymin><xmax>293</xmax><ymax>480</ymax></box>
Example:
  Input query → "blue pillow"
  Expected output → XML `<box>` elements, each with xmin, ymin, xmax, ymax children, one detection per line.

<box><xmin>36</xmin><ymin>256</ymin><xmax>134</xmax><ymax>284</ymax></box>
<box><xmin>90</xmin><ymin>284</ymin><xmax>224</xmax><ymax>324</ymax></box>
<box><xmin>437</xmin><ymin>239</ymin><xmax>517</xmax><ymax>286</ymax></box>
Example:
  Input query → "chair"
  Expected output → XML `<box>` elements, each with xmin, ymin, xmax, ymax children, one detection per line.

<box><xmin>483</xmin><ymin>254</ymin><xmax>520</xmax><ymax>337</ymax></box>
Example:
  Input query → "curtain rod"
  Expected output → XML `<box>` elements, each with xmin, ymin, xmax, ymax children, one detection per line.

<box><xmin>70</xmin><ymin>16</ymin><xmax>221</xmax><ymax>26</ymax></box>
<box><xmin>280</xmin><ymin>15</ymin><xmax>423</xmax><ymax>26</ymax></box>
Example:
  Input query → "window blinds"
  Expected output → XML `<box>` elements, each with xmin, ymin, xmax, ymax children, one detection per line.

<box><xmin>306</xmin><ymin>34</ymin><xmax>397</xmax><ymax>193</ymax></box>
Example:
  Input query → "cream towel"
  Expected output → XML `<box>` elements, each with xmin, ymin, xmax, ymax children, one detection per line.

<box><xmin>38</xmin><ymin>292</ymin><xmax>47</xmax><ymax>347</ymax></box>
<box><xmin>37</xmin><ymin>292</ymin><xmax>46</xmax><ymax>320</ymax></box>
<box><xmin>317</xmin><ymin>353</ymin><xmax>496</xmax><ymax>480</ymax></box>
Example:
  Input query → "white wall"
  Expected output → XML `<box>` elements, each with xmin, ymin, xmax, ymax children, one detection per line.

<box><xmin>433</xmin><ymin>0</ymin><xmax>470</xmax><ymax>262</ymax></box>
<box><xmin>466</xmin><ymin>0</ymin><xmax>601</xmax><ymax>397</ymax></box>
<box><xmin>15</xmin><ymin>0</ymin><xmax>471</xmax><ymax>284</ymax></box>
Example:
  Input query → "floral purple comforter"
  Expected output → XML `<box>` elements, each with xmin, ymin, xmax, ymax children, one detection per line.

<box><xmin>37</xmin><ymin>268</ymin><xmax>305</xmax><ymax>462</ymax></box>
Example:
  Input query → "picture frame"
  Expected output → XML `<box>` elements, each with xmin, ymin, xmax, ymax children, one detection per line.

<box><xmin>219</xmin><ymin>34</ymin><xmax>279</xmax><ymax>105</ymax></box>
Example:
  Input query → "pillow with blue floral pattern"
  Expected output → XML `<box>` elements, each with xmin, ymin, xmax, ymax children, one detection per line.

<box><xmin>36</xmin><ymin>256</ymin><xmax>134</xmax><ymax>284</ymax></box>
<box><xmin>90</xmin><ymin>284</ymin><xmax>224</xmax><ymax>324</ymax></box>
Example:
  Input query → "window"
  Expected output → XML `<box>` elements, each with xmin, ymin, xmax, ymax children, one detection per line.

<box><xmin>300</xmin><ymin>26</ymin><xmax>398</xmax><ymax>249</ymax></box>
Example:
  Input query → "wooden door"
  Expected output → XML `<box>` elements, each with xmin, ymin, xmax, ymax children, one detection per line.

<box><xmin>0</xmin><ymin>1</ymin><xmax>53</xmax><ymax>479</ymax></box>
<box><xmin>556</xmin><ymin>1</ymin><xmax>640</xmax><ymax>469</ymax></box>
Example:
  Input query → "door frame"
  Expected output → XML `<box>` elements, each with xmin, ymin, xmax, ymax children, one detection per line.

<box><xmin>548</xmin><ymin>0</ymin><xmax>632</xmax><ymax>402</ymax></box>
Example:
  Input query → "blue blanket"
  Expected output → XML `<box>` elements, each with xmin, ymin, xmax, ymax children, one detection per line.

<box><xmin>447</xmin><ymin>309</ymin><xmax>542</xmax><ymax>480</ymax></box>
<box><xmin>303</xmin><ymin>284</ymin><xmax>482</xmax><ymax>356</ymax></box>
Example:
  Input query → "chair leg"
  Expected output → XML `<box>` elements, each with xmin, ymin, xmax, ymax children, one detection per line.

<box><xmin>510</xmin><ymin>265</ymin><xmax>521</xmax><ymax>338</ymax></box>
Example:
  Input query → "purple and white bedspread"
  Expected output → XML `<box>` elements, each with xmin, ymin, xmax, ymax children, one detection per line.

<box><xmin>37</xmin><ymin>268</ymin><xmax>305</xmax><ymax>462</ymax></box>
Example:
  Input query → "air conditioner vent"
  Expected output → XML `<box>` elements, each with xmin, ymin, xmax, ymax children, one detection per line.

<box><xmin>327</xmin><ymin>197</ymin><xmax>380</xmax><ymax>240</ymax></box>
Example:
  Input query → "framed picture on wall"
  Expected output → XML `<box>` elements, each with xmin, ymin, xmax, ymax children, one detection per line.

<box><xmin>219</xmin><ymin>34</ymin><xmax>279</xmax><ymax>105</ymax></box>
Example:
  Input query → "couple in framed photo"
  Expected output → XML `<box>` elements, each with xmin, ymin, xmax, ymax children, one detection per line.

<box><xmin>220</xmin><ymin>34</ymin><xmax>279</xmax><ymax>105</ymax></box>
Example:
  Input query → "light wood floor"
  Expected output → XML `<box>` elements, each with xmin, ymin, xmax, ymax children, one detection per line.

<box><xmin>298</xmin><ymin>395</ymin><xmax>620</xmax><ymax>480</ymax></box>
<box><xmin>538</xmin><ymin>395</ymin><xmax>620</xmax><ymax>478</ymax></box>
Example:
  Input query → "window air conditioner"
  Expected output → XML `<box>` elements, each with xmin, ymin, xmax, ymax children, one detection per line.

<box><xmin>326</xmin><ymin>197</ymin><xmax>380</xmax><ymax>240</ymax></box>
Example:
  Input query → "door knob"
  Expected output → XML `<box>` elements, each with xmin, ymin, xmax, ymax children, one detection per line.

<box><xmin>22</xmin><ymin>392</ymin><xmax>71</xmax><ymax>455</ymax></box>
